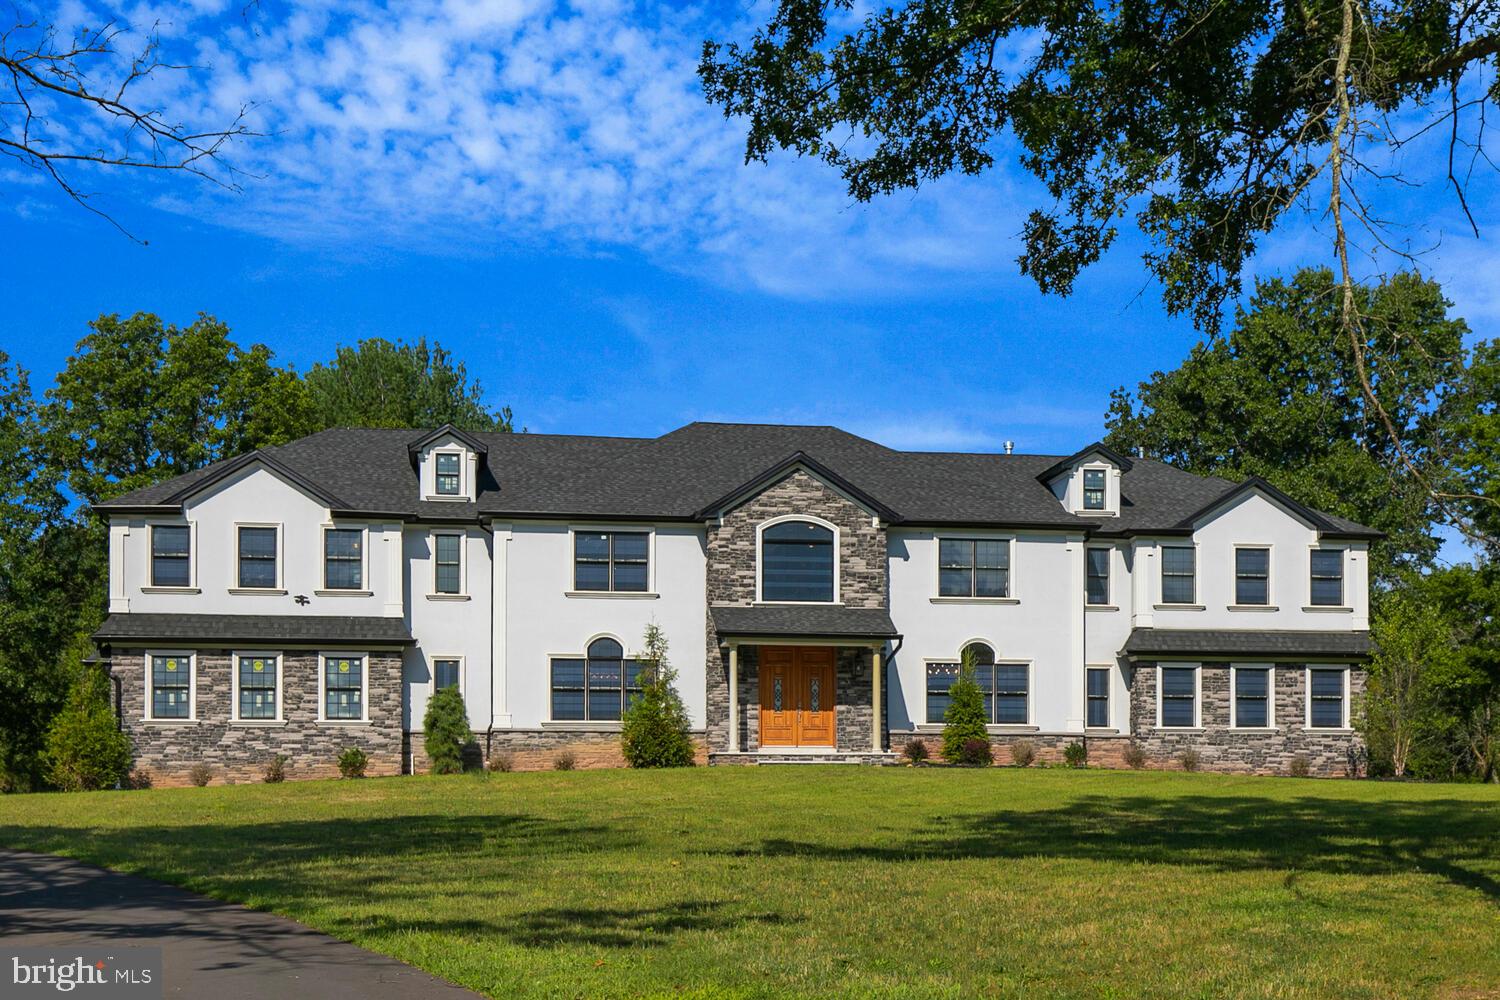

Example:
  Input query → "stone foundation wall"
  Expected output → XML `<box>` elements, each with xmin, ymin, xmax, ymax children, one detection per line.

<box><xmin>477</xmin><ymin>730</ymin><xmax>709</xmax><ymax>771</ymax></box>
<box><xmin>890</xmin><ymin>731</ymin><xmax>1113</xmax><ymax>766</ymax></box>
<box><xmin>113</xmin><ymin>648</ymin><xmax>403</xmax><ymax>787</ymax></box>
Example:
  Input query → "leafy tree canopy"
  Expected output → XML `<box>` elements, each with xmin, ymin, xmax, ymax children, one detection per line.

<box><xmin>304</xmin><ymin>338</ymin><xmax>513</xmax><ymax>433</ymax></box>
<box><xmin>1104</xmin><ymin>268</ymin><xmax>1475</xmax><ymax>582</ymax></box>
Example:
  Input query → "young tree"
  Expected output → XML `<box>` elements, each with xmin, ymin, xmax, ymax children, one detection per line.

<box><xmin>422</xmin><ymin>686</ymin><xmax>474</xmax><ymax>775</ymax></box>
<box><xmin>1364</xmin><ymin>586</ymin><xmax>1455</xmax><ymax>778</ymax></box>
<box><xmin>303</xmin><ymin>338</ymin><xmax>514</xmax><ymax>433</ymax></box>
<box><xmin>43</xmin><ymin>643</ymin><xmax>132</xmax><ymax>792</ymax></box>
<box><xmin>621</xmin><ymin>623</ymin><xmax>695</xmax><ymax>768</ymax></box>
<box><xmin>940</xmin><ymin>647</ymin><xmax>990</xmax><ymax>766</ymax></box>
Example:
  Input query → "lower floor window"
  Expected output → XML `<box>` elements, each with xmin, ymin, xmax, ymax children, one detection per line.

<box><xmin>551</xmin><ymin>637</ymin><xmax>644</xmax><ymax>721</ymax></box>
<box><xmin>150</xmin><ymin>654</ymin><xmax>191</xmax><ymax>719</ymax></box>
<box><xmin>1234</xmin><ymin>666</ymin><xmax>1271</xmax><ymax>728</ymax></box>
<box><xmin>1086</xmin><ymin>667</ymin><xmax>1109</xmax><ymax>727</ymax></box>
<box><xmin>324</xmin><ymin>656</ymin><xmax>365</xmax><ymax>719</ymax></box>
<box><xmin>1308</xmin><ymin>668</ymin><xmax>1348</xmax><ymax>728</ymax></box>
<box><xmin>925</xmin><ymin>649</ymin><xmax>1028</xmax><ymax>725</ymax></box>
<box><xmin>1160</xmin><ymin>666</ymin><xmax>1197</xmax><ymax>728</ymax></box>
<box><xmin>434</xmin><ymin>658</ymin><xmax>461</xmax><ymax>690</ymax></box>
<box><xmin>237</xmin><ymin>655</ymin><xmax>278</xmax><ymax>720</ymax></box>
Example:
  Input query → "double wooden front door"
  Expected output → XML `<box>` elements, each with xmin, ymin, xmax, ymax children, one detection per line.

<box><xmin>759</xmin><ymin>646</ymin><xmax>836</xmax><ymax>747</ymax></box>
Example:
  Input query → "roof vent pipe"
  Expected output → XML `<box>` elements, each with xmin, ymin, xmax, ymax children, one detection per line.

<box><xmin>1135</xmin><ymin>445</ymin><xmax>1146</xmax><ymax>458</ymax></box>
<box><xmin>1003</xmin><ymin>440</ymin><xmax>1014</xmax><ymax>455</ymax></box>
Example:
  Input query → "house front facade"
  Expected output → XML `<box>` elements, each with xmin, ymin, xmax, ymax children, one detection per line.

<box><xmin>93</xmin><ymin>422</ymin><xmax>1377</xmax><ymax>784</ymax></box>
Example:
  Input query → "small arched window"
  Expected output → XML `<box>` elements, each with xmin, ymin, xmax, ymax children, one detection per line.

<box><xmin>962</xmin><ymin>642</ymin><xmax>995</xmax><ymax>668</ymax></box>
<box><xmin>761</xmin><ymin>520</ymin><xmax>835</xmax><ymax>602</ymax></box>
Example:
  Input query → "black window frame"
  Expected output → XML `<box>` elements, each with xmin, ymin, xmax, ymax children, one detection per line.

<box><xmin>433</xmin><ymin>658</ymin><xmax>461</xmax><ymax>691</ymax></box>
<box><xmin>1086</xmin><ymin>667</ymin><xmax>1110</xmax><ymax>728</ymax></box>
<box><xmin>1308</xmin><ymin>668</ymin><xmax>1348</xmax><ymax>729</ymax></box>
<box><xmin>323</xmin><ymin>527</ymin><xmax>365</xmax><ymax>591</ymax></box>
<box><xmin>236</xmin><ymin>525</ymin><xmax>278</xmax><ymax>590</ymax></box>
<box><xmin>323</xmin><ymin>655</ymin><xmax>365</xmax><ymax>720</ymax></box>
<box><xmin>434</xmin><ymin>532</ymin><xmax>463</xmax><ymax>595</ymax></box>
<box><xmin>937</xmin><ymin>537</ymin><xmax>1011</xmax><ymax>599</ymax></box>
<box><xmin>926</xmin><ymin>643</ymin><xmax>1028</xmax><ymax>725</ymax></box>
<box><xmin>150</xmin><ymin>524</ymin><xmax>192</xmax><ymax>588</ymax></box>
<box><xmin>1233</xmin><ymin>666</ymin><xmax>1271</xmax><ymax>728</ymax></box>
<box><xmin>760</xmin><ymin>520</ymin><xmax>836</xmax><ymax>603</ymax></box>
<box><xmin>1161</xmin><ymin>546</ymin><xmax>1197</xmax><ymax>605</ymax></box>
<box><xmin>434</xmin><ymin>451</ymin><xmax>461</xmax><ymax>496</ymax></box>
<box><xmin>236</xmin><ymin>654</ymin><xmax>278</xmax><ymax>721</ymax></box>
<box><xmin>1310</xmin><ymin>549</ymin><xmax>1345</xmax><ymax>607</ymax></box>
<box><xmin>550</xmin><ymin>637</ymin><xmax>644</xmax><ymax>721</ymax></box>
<box><xmin>1160</xmin><ymin>666</ymin><xmax>1198</xmax><ymax>728</ymax></box>
<box><xmin>1082</xmin><ymin>468</ymin><xmax>1106</xmax><ymax>510</ymax></box>
<box><xmin>149</xmin><ymin>653</ymin><xmax>192</xmax><ymax>720</ymax></box>
<box><xmin>1235</xmin><ymin>546</ymin><xmax>1271</xmax><ymax>606</ymax></box>
<box><xmin>573</xmin><ymin>531</ymin><xmax>650</xmax><ymax>593</ymax></box>
<box><xmin>1085</xmin><ymin>547</ymin><xmax>1111</xmax><ymax>605</ymax></box>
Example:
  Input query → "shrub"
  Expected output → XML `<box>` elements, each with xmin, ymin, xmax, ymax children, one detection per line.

<box><xmin>1178</xmin><ymin>749</ymin><xmax>1202</xmax><ymax>773</ymax></box>
<box><xmin>958</xmin><ymin>738</ymin><xmax>993</xmax><ymax>767</ymax></box>
<box><xmin>187</xmin><ymin>762</ymin><xmax>213</xmax><ymax>787</ymax></box>
<box><xmin>1009</xmin><ymin>739</ymin><xmax>1036</xmax><ymax>767</ymax></box>
<box><xmin>128</xmin><ymin>769</ymin><xmax>153</xmax><ymax>790</ymax></box>
<box><xmin>1063</xmin><ymin>741</ymin><xmax>1087</xmax><ymax>768</ymax></box>
<box><xmin>42</xmin><ymin>664</ymin><xmax>132</xmax><ymax>792</ymax></box>
<box><xmin>423</xmin><ymin>686</ymin><xmax>474</xmax><ymax>775</ymax></box>
<box><xmin>488</xmin><ymin>752</ymin><xmax>515</xmax><ymax>773</ymax></box>
<box><xmin>337</xmin><ymin>746</ymin><xmax>368</xmax><ymax>779</ymax></box>
<box><xmin>941</xmin><ymin>649</ymin><xmax>990</xmax><ymax>765</ymax></box>
<box><xmin>263</xmin><ymin>755</ymin><xmax>287</xmax><ymax>783</ymax></box>
<box><xmin>1288</xmin><ymin>754</ymin><xmax>1311</xmax><ymax>778</ymax></box>
<box><xmin>553</xmin><ymin>751</ymin><xmax>577</xmax><ymax>771</ymax></box>
<box><xmin>621</xmin><ymin>623</ymin><xmax>696</xmax><ymax>768</ymax></box>
<box><xmin>902</xmin><ymin>740</ymin><xmax>929</xmax><ymax>765</ymax></box>
<box><xmin>1122</xmin><ymin>743</ymin><xmax>1147</xmax><ymax>769</ymax></box>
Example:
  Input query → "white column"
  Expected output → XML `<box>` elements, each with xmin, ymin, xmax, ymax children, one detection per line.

<box><xmin>382</xmin><ymin>521</ymin><xmax>404</xmax><ymax>617</ymax></box>
<box><xmin>1066</xmin><ymin>536</ymin><xmax>1087</xmax><ymax>731</ymax></box>
<box><xmin>727</xmin><ymin>643</ymin><xmax>739</xmax><ymax>753</ymax></box>
<box><xmin>871</xmin><ymin>645</ymin><xmax>882</xmax><ymax>753</ymax></box>
<box><xmin>109</xmin><ymin>520</ymin><xmax>131</xmax><ymax>613</ymax></box>
<box><xmin>491</xmin><ymin>523</ymin><xmax>512</xmax><ymax>728</ymax></box>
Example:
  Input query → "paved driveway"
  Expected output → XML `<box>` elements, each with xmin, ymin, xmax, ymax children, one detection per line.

<box><xmin>0</xmin><ymin>849</ymin><xmax>481</xmax><ymax>999</ymax></box>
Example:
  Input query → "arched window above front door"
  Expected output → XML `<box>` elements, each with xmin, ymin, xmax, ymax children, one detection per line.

<box><xmin>760</xmin><ymin>519</ymin><xmax>836</xmax><ymax>603</ymax></box>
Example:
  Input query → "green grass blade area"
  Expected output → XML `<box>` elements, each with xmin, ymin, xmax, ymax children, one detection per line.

<box><xmin>2</xmin><ymin>768</ymin><xmax>1498</xmax><ymax>999</ymax></box>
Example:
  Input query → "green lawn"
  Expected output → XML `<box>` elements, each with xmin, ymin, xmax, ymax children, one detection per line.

<box><xmin>2</xmin><ymin>769</ymin><xmax>1498</xmax><ymax>999</ymax></box>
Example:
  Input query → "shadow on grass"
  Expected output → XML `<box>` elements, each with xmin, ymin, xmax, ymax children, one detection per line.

<box><xmin>719</xmin><ymin>793</ymin><xmax>1500</xmax><ymax>904</ymax></box>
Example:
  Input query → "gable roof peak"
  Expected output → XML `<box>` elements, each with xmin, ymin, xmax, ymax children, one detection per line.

<box><xmin>406</xmin><ymin>423</ymin><xmax>489</xmax><ymax>456</ymax></box>
<box><xmin>1036</xmin><ymin>441</ymin><xmax>1135</xmax><ymax>483</ymax></box>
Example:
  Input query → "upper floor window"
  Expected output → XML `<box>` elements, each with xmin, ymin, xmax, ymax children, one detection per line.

<box><xmin>323</xmin><ymin>528</ymin><xmax>364</xmax><ymax>591</ymax></box>
<box><xmin>574</xmin><ymin>531</ymin><xmax>648</xmax><ymax>592</ymax></box>
<box><xmin>1310</xmin><ymin>549</ymin><xmax>1345</xmax><ymax>606</ymax></box>
<box><xmin>1085</xmin><ymin>547</ymin><xmax>1110</xmax><ymax>605</ymax></box>
<box><xmin>148</xmin><ymin>653</ymin><xmax>192</xmax><ymax>719</ymax></box>
<box><xmin>550</xmin><ymin>637</ymin><xmax>644</xmax><ymax>721</ymax></box>
<box><xmin>939</xmin><ymin>538</ymin><xmax>1010</xmax><ymax>599</ymax></box>
<box><xmin>1082</xmin><ymin>468</ymin><xmax>1106</xmax><ymax>510</ymax></box>
<box><xmin>761</xmin><ymin>520</ymin><xmax>835</xmax><ymax>603</ymax></box>
<box><xmin>151</xmin><ymin>525</ymin><xmax>191</xmax><ymax>587</ymax></box>
<box><xmin>435</xmin><ymin>452</ymin><xmax>461</xmax><ymax>495</ymax></box>
<box><xmin>1161</xmin><ymin>545</ymin><xmax>1196</xmax><ymax>604</ymax></box>
<box><xmin>434</xmin><ymin>533</ymin><xmax>463</xmax><ymax>594</ymax></box>
<box><xmin>237</xmin><ymin>526</ymin><xmax>278</xmax><ymax>589</ymax></box>
<box><xmin>1308</xmin><ymin>668</ymin><xmax>1348</xmax><ymax>728</ymax></box>
<box><xmin>1235</xmin><ymin>547</ymin><xmax>1270</xmax><ymax>606</ymax></box>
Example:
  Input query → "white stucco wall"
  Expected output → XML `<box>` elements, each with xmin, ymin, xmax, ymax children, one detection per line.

<box><xmin>403</xmin><ymin>524</ymin><xmax>493</xmax><ymax>732</ymax></box>
<box><xmin>496</xmin><ymin>522</ymin><xmax>708</xmax><ymax>730</ymax></box>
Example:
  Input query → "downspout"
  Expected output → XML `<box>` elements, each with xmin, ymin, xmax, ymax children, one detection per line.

<box><xmin>480</xmin><ymin>519</ymin><xmax>495</xmax><ymax>765</ymax></box>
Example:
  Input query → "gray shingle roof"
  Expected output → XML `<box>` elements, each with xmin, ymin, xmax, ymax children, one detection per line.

<box><xmin>1122</xmin><ymin>628</ymin><xmax>1371</xmax><ymax>659</ymax></box>
<box><xmin>94</xmin><ymin>613</ymin><xmax>415</xmax><ymax>646</ymax></box>
<box><xmin>710</xmin><ymin>605</ymin><xmax>900</xmax><ymax>639</ymax></box>
<box><xmin>95</xmin><ymin>421</ymin><xmax>1379</xmax><ymax>537</ymax></box>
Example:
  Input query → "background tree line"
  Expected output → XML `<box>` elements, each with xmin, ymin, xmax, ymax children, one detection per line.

<box><xmin>0</xmin><ymin>313</ymin><xmax>512</xmax><ymax>790</ymax></box>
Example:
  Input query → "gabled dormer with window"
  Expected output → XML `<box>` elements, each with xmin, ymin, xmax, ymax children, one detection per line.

<box><xmin>408</xmin><ymin>425</ymin><xmax>487</xmax><ymax>503</ymax></box>
<box><xmin>1037</xmin><ymin>443</ymin><xmax>1133</xmax><ymax>517</ymax></box>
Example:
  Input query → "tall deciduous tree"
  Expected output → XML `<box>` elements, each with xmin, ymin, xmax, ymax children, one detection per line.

<box><xmin>303</xmin><ymin>338</ymin><xmax>514</xmax><ymax>433</ymax></box>
<box><xmin>1364</xmin><ymin>586</ymin><xmax>1455</xmax><ymax>778</ymax></box>
<box><xmin>1104</xmin><ymin>268</ymin><xmax>1471</xmax><ymax>583</ymax></box>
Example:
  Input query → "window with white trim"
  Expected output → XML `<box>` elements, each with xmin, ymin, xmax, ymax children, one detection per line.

<box><xmin>1159</xmin><ymin>666</ymin><xmax>1198</xmax><ymax>727</ymax></box>
<box><xmin>1234</xmin><ymin>666</ymin><xmax>1271</xmax><ymax>727</ymax></box>
<box><xmin>237</xmin><ymin>526</ymin><xmax>278</xmax><ymax>589</ymax></box>
<box><xmin>925</xmin><ymin>643</ymin><xmax>1028</xmax><ymax>725</ymax></box>
<box><xmin>151</xmin><ymin>525</ymin><xmax>191</xmax><ymax>587</ymax></box>
<box><xmin>237</xmin><ymin>654</ymin><xmax>278</xmax><ymax>720</ymax></box>
<box><xmin>1161</xmin><ymin>546</ymin><xmax>1196</xmax><ymax>604</ymax></box>
<box><xmin>323</xmin><ymin>528</ymin><xmax>364</xmax><ymax>590</ymax></box>
<box><xmin>574</xmin><ymin>531</ymin><xmax>649</xmax><ymax>592</ymax></box>
<box><xmin>1085</xmin><ymin>547</ymin><xmax>1110</xmax><ymax>605</ymax></box>
<box><xmin>434</xmin><ymin>658</ymin><xmax>461</xmax><ymax>690</ymax></box>
<box><xmin>1086</xmin><ymin>667</ymin><xmax>1110</xmax><ymax>727</ymax></box>
<box><xmin>938</xmin><ymin>538</ymin><xmax>1010</xmax><ymax>598</ymax></box>
<box><xmin>1082</xmin><ymin>468</ymin><xmax>1106</xmax><ymax>510</ymax></box>
<box><xmin>550</xmin><ymin>638</ymin><xmax>645</xmax><ymax>721</ymax></box>
<box><xmin>149</xmin><ymin>653</ymin><xmax>192</xmax><ymax>719</ymax></box>
<box><xmin>1308</xmin><ymin>668</ymin><xmax>1348</xmax><ymax>728</ymax></box>
<box><xmin>1235</xmin><ymin>547</ymin><xmax>1270</xmax><ymax>605</ymax></box>
<box><xmin>435</xmin><ymin>452</ymin><xmax>461</xmax><ymax>495</ymax></box>
<box><xmin>323</xmin><ymin>655</ymin><xmax>365</xmax><ymax>720</ymax></box>
<box><xmin>1310</xmin><ymin>549</ymin><xmax>1345</xmax><ymax>606</ymax></box>
<box><xmin>434</xmin><ymin>533</ymin><xmax>463</xmax><ymax>594</ymax></box>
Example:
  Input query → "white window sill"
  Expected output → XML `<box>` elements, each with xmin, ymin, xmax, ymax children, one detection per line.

<box><xmin>1303</xmin><ymin>605</ymin><xmax>1353</xmax><ymax>613</ymax></box>
<box><xmin>423</xmin><ymin>495</ymin><xmax>472</xmax><ymax>502</ymax></box>
<box><xmin>564</xmin><ymin>591</ymin><xmax>660</xmax><ymax>600</ymax></box>
<box><xmin>1307</xmin><ymin>727</ymin><xmax>1356</xmax><ymax>734</ymax></box>
<box><xmin>541</xmin><ymin>720</ymin><xmax>622</xmax><ymax>732</ymax></box>
<box><xmin>1085</xmin><ymin>604</ymin><xmax>1119</xmax><ymax>612</ymax></box>
<box><xmin>985</xmin><ymin>724</ymin><xmax>1038</xmax><ymax>733</ymax></box>
<box><xmin>315</xmin><ymin>589</ymin><xmax>373</xmax><ymax>597</ymax></box>
<box><xmin>1155</xmin><ymin>727</ymin><xmax>1204</xmax><ymax>733</ymax></box>
<box><xmin>229</xmin><ymin>588</ymin><xmax>287</xmax><ymax>596</ymax></box>
<box><xmin>929</xmin><ymin>596</ymin><xmax>1019</xmax><ymax>605</ymax></box>
<box><xmin>230</xmin><ymin>720</ymin><xmax>287</xmax><ymax>728</ymax></box>
<box><xmin>1230</xmin><ymin>727</ymin><xmax>1282</xmax><ymax>733</ymax></box>
<box><xmin>1154</xmin><ymin>604</ymin><xmax>1205</xmax><ymax>611</ymax></box>
<box><xmin>753</xmin><ymin>601</ymin><xmax>844</xmax><ymax>607</ymax></box>
<box><xmin>1227</xmin><ymin>605</ymin><xmax>1279</xmax><ymax>612</ymax></box>
<box><xmin>317</xmin><ymin>719</ymin><xmax>371</xmax><ymax>726</ymax></box>
<box><xmin>1085</xmin><ymin>727</ymin><xmax>1120</xmax><ymax>735</ymax></box>
<box><xmin>1074</xmin><ymin>510</ymin><xmax>1118</xmax><ymax>517</ymax></box>
<box><xmin>142</xmin><ymin>587</ymin><xmax>201</xmax><ymax>595</ymax></box>
<box><xmin>142</xmin><ymin>719</ymin><xmax>198</xmax><ymax>726</ymax></box>
<box><xmin>426</xmin><ymin>593</ymin><xmax>471</xmax><ymax>601</ymax></box>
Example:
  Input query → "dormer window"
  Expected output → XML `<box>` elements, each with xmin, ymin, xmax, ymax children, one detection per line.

<box><xmin>435</xmin><ymin>453</ymin><xmax>461</xmax><ymax>496</ymax></box>
<box><xmin>1082</xmin><ymin>469</ymin><xmax>1106</xmax><ymax>510</ymax></box>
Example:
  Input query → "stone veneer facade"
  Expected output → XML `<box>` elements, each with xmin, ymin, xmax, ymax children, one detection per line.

<box><xmin>704</xmin><ymin>469</ymin><xmax>889</xmax><ymax>755</ymax></box>
<box><xmin>114</xmin><ymin>649</ymin><xmax>403</xmax><ymax>787</ymax></box>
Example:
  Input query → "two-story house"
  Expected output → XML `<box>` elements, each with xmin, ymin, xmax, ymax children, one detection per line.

<box><xmin>92</xmin><ymin>422</ymin><xmax>1377</xmax><ymax>783</ymax></box>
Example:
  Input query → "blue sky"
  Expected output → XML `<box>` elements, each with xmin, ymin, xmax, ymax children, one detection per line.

<box><xmin>2</xmin><ymin>0</ymin><xmax>1495</xmax><ymax>463</ymax></box>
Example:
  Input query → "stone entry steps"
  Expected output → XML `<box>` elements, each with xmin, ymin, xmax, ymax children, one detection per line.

<box><xmin>709</xmin><ymin>752</ymin><xmax>897</xmax><ymax>766</ymax></box>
